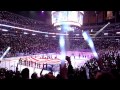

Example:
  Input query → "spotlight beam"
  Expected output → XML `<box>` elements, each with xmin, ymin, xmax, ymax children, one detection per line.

<box><xmin>82</xmin><ymin>31</ymin><xmax>98</xmax><ymax>59</ymax></box>
<box><xmin>0</xmin><ymin>47</ymin><xmax>11</xmax><ymax>60</ymax></box>
<box><xmin>59</xmin><ymin>25</ymin><xmax>67</xmax><ymax>66</ymax></box>
<box><xmin>75</xmin><ymin>22</ymin><xmax>110</xmax><ymax>49</ymax></box>
<box><xmin>93</xmin><ymin>22</ymin><xmax>110</xmax><ymax>37</ymax></box>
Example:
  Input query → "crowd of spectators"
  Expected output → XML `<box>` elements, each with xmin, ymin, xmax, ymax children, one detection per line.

<box><xmin>0</xmin><ymin>34</ymin><xmax>60</xmax><ymax>57</ymax></box>
<box><xmin>0</xmin><ymin>11</ymin><xmax>53</xmax><ymax>32</ymax></box>
<box><xmin>0</xmin><ymin>33</ymin><xmax>119</xmax><ymax>58</ymax></box>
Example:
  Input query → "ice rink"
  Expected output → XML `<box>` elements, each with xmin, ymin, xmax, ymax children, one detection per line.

<box><xmin>0</xmin><ymin>51</ymin><xmax>93</xmax><ymax>78</ymax></box>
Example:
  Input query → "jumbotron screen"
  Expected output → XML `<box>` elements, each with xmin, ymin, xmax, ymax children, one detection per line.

<box><xmin>51</xmin><ymin>11</ymin><xmax>84</xmax><ymax>27</ymax></box>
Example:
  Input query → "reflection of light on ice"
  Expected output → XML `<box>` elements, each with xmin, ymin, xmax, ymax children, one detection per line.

<box><xmin>0</xmin><ymin>51</ymin><xmax>92</xmax><ymax>78</ymax></box>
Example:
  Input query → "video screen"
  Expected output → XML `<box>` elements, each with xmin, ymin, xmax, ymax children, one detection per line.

<box><xmin>52</xmin><ymin>11</ymin><xmax>84</xmax><ymax>26</ymax></box>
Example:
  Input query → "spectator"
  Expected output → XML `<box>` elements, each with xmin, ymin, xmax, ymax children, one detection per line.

<box><xmin>31</xmin><ymin>72</ymin><xmax>38</xmax><ymax>79</ymax></box>
<box><xmin>21</xmin><ymin>68</ymin><xmax>29</xmax><ymax>79</ymax></box>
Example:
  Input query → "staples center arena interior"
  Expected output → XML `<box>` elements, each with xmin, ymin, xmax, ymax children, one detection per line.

<box><xmin>0</xmin><ymin>11</ymin><xmax>120</xmax><ymax>79</ymax></box>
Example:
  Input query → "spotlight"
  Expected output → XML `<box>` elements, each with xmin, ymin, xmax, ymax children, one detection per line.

<box><xmin>45</xmin><ymin>35</ymin><xmax>48</xmax><ymax>37</ymax></box>
<box><xmin>116</xmin><ymin>32</ymin><xmax>120</xmax><ymax>34</ymax></box>
<box><xmin>24</xmin><ymin>32</ymin><xmax>28</xmax><ymax>34</ymax></box>
<box><xmin>104</xmin><ymin>33</ymin><xmax>108</xmax><ymax>35</ymax></box>
<box><xmin>32</xmin><ymin>33</ymin><xmax>36</xmax><ymax>36</ymax></box>
<box><xmin>52</xmin><ymin>36</ymin><xmax>56</xmax><ymax>38</ymax></box>
<box><xmin>57</xmin><ymin>27</ymin><xmax>61</xmax><ymax>30</ymax></box>
<box><xmin>91</xmin><ymin>29</ymin><xmax>93</xmax><ymax>32</ymax></box>
<box><xmin>2</xmin><ymin>29</ymin><xmax>8</xmax><ymax>32</ymax></box>
<box><xmin>76</xmin><ymin>34</ymin><xmax>79</xmax><ymax>36</ymax></box>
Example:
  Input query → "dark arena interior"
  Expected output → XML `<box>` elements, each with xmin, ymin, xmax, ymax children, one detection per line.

<box><xmin>0</xmin><ymin>11</ymin><xmax>120</xmax><ymax>80</ymax></box>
